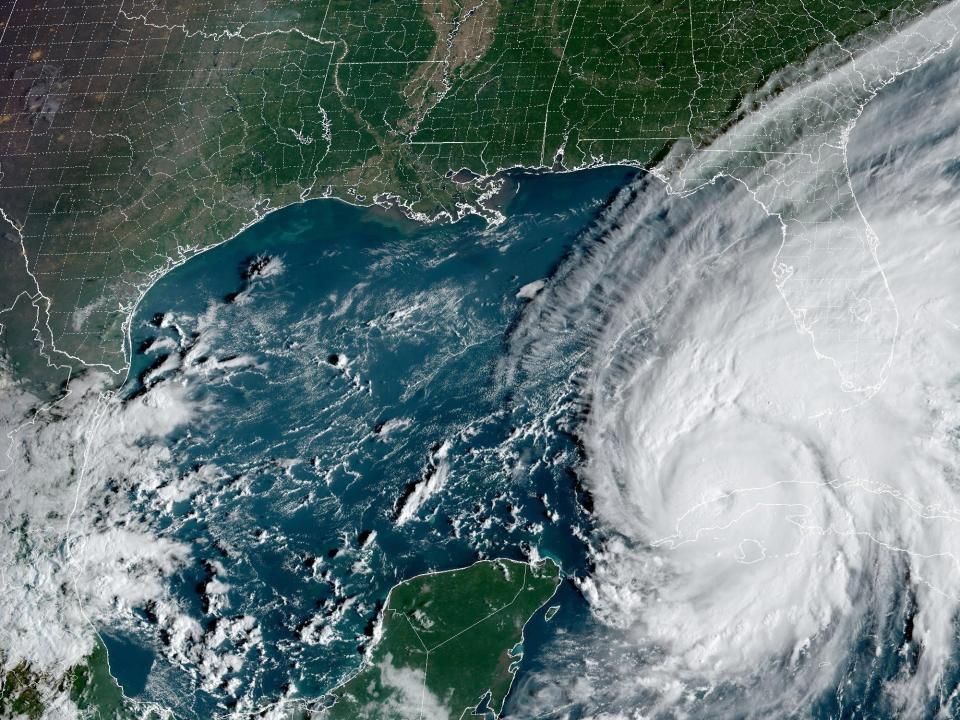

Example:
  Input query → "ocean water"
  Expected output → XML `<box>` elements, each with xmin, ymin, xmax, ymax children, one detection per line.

<box><xmin>119</xmin><ymin>167</ymin><xmax>637</xmax><ymax>717</ymax></box>
<box><xmin>100</xmin><ymin>634</ymin><xmax>154</xmax><ymax>697</ymax></box>
<box><xmin>77</xmin><ymin>12</ymin><xmax>960</xmax><ymax>718</ymax></box>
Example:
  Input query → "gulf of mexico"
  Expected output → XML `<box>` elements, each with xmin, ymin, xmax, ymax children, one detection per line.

<box><xmin>119</xmin><ymin>166</ymin><xmax>636</xmax><ymax>717</ymax></box>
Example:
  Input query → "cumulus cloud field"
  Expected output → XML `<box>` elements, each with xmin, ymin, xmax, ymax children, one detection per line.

<box><xmin>506</xmin><ymin>3</ymin><xmax>960</xmax><ymax>717</ymax></box>
<box><xmin>3</xmin><ymin>3</ymin><xmax>960</xmax><ymax>719</ymax></box>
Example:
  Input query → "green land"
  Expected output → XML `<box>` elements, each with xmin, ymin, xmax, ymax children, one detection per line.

<box><xmin>68</xmin><ymin>640</ymin><xmax>137</xmax><ymax>720</ymax></box>
<box><xmin>0</xmin><ymin>661</ymin><xmax>45</xmax><ymax>720</ymax></box>
<box><xmin>0</xmin><ymin>0</ymin><xmax>938</xmax><ymax>389</ymax></box>
<box><xmin>1</xmin><ymin>639</ymin><xmax>132</xmax><ymax>720</ymax></box>
<box><xmin>1</xmin><ymin>560</ymin><xmax>558</xmax><ymax>719</ymax></box>
<box><xmin>318</xmin><ymin>558</ymin><xmax>561</xmax><ymax>720</ymax></box>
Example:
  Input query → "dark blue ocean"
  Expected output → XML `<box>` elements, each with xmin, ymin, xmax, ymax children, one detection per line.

<box><xmin>116</xmin><ymin>167</ymin><xmax>637</xmax><ymax>717</ymax></box>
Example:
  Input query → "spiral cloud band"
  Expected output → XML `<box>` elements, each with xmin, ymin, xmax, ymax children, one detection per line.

<box><xmin>505</xmin><ymin>3</ymin><xmax>960</xmax><ymax>716</ymax></box>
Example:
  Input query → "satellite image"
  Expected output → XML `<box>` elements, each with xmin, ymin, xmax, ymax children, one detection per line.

<box><xmin>1</xmin><ymin>0</ymin><xmax>960</xmax><ymax>718</ymax></box>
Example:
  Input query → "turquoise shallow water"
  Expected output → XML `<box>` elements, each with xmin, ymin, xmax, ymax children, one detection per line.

<box><xmin>100</xmin><ymin>36</ymin><xmax>960</xmax><ymax>718</ymax></box>
<box><xmin>118</xmin><ymin>166</ymin><xmax>637</xmax><ymax>717</ymax></box>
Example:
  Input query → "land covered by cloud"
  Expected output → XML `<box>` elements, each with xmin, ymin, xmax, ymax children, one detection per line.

<box><xmin>505</xmin><ymin>3</ymin><xmax>960</xmax><ymax>716</ymax></box>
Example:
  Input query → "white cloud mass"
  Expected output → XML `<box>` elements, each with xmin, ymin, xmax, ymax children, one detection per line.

<box><xmin>505</xmin><ymin>3</ymin><xmax>960</xmax><ymax>717</ymax></box>
<box><xmin>4</xmin><ymin>3</ymin><xmax>960</xmax><ymax>719</ymax></box>
<box><xmin>0</xmin><ymin>290</ymin><xmax>266</xmax><ymax>713</ymax></box>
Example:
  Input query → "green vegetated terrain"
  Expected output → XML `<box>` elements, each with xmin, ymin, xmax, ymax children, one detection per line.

<box><xmin>0</xmin><ymin>662</ymin><xmax>46</xmax><ymax>719</ymax></box>
<box><xmin>69</xmin><ymin>639</ymin><xmax>138</xmax><ymax>720</ymax></box>
<box><xmin>0</xmin><ymin>0</ymin><xmax>938</xmax><ymax>388</ymax></box>
<box><xmin>318</xmin><ymin>558</ymin><xmax>561</xmax><ymax>720</ymax></box>
<box><xmin>1</xmin><ymin>639</ymin><xmax>133</xmax><ymax>720</ymax></box>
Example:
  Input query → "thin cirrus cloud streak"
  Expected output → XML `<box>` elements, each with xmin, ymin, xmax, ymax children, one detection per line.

<box><xmin>504</xmin><ymin>3</ymin><xmax>960</xmax><ymax>717</ymax></box>
<box><xmin>2</xmin><ymin>3</ymin><xmax>960</xmax><ymax>718</ymax></box>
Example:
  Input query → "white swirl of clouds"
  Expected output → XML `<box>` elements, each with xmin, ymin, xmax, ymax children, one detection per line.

<box><xmin>506</xmin><ymin>4</ymin><xmax>960</xmax><ymax>717</ymax></box>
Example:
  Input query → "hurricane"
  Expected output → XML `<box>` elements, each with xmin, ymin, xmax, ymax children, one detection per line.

<box><xmin>5</xmin><ymin>2</ymin><xmax>960</xmax><ymax>718</ymax></box>
<box><xmin>504</xmin><ymin>4</ymin><xmax>960</xmax><ymax>717</ymax></box>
